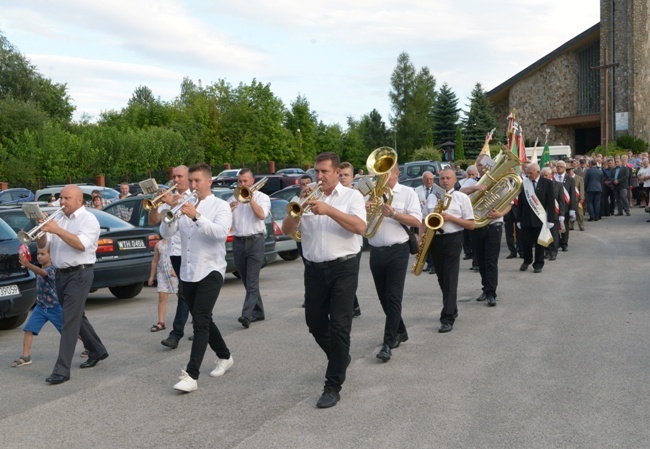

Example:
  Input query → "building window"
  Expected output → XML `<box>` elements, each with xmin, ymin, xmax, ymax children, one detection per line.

<box><xmin>578</xmin><ymin>41</ymin><xmax>600</xmax><ymax>115</ymax></box>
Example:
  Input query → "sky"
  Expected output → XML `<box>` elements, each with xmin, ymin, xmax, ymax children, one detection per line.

<box><xmin>1</xmin><ymin>0</ymin><xmax>600</xmax><ymax>128</ymax></box>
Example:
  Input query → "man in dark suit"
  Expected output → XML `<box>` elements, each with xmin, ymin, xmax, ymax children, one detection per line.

<box><xmin>517</xmin><ymin>163</ymin><xmax>556</xmax><ymax>274</ymax></box>
<box><xmin>541</xmin><ymin>167</ymin><xmax>565</xmax><ymax>261</ymax></box>
<box><xmin>584</xmin><ymin>160</ymin><xmax>604</xmax><ymax>221</ymax></box>
<box><xmin>602</xmin><ymin>158</ymin><xmax>616</xmax><ymax>216</ymax></box>
<box><xmin>612</xmin><ymin>158</ymin><xmax>630</xmax><ymax>216</ymax></box>
<box><xmin>568</xmin><ymin>166</ymin><xmax>585</xmax><ymax>231</ymax></box>
<box><xmin>554</xmin><ymin>160</ymin><xmax>576</xmax><ymax>252</ymax></box>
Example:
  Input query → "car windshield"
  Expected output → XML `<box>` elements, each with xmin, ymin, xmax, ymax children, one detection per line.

<box><xmin>212</xmin><ymin>189</ymin><xmax>235</xmax><ymax>201</ymax></box>
<box><xmin>270</xmin><ymin>200</ymin><xmax>288</xmax><ymax>221</ymax></box>
<box><xmin>216</xmin><ymin>170</ymin><xmax>239</xmax><ymax>179</ymax></box>
<box><xmin>0</xmin><ymin>218</ymin><xmax>17</xmax><ymax>240</ymax></box>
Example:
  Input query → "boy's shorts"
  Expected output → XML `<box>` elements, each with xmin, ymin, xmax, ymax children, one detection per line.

<box><xmin>23</xmin><ymin>305</ymin><xmax>63</xmax><ymax>335</ymax></box>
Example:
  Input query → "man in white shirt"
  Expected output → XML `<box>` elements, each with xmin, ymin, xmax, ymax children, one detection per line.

<box><xmin>339</xmin><ymin>161</ymin><xmax>362</xmax><ymax>317</ymax></box>
<box><xmin>413</xmin><ymin>171</ymin><xmax>435</xmax><ymax>273</ymax></box>
<box><xmin>160</xmin><ymin>163</ymin><xmax>233</xmax><ymax>393</ymax></box>
<box><xmin>39</xmin><ymin>185</ymin><xmax>108</xmax><ymax>384</ymax></box>
<box><xmin>229</xmin><ymin>169</ymin><xmax>271</xmax><ymax>329</ymax></box>
<box><xmin>148</xmin><ymin>166</ymin><xmax>194</xmax><ymax>350</ymax></box>
<box><xmin>282</xmin><ymin>152</ymin><xmax>366</xmax><ymax>409</ymax></box>
<box><xmin>423</xmin><ymin>169</ymin><xmax>475</xmax><ymax>333</ymax></box>
<box><xmin>368</xmin><ymin>165</ymin><xmax>421</xmax><ymax>361</ymax></box>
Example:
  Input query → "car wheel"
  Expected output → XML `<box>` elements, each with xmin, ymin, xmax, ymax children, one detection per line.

<box><xmin>279</xmin><ymin>250</ymin><xmax>300</xmax><ymax>261</ymax></box>
<box><xmin>108</xmin><ymin>282</ymin><xmax>144</xmax><ymax>299</ymax></box>
<box><xmin>0</xmin><ymin>312</ymin><xmax>29</xmax><ymax>330</ymax></box>
<box><xmin>232</xmin><ymin>271</ymin><xmax>241</xmax><ymax>278</ymax></box>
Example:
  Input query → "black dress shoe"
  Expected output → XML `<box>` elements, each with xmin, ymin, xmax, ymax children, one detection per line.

<box><xmin>376</xmin><ymin>344</ymin><xmax>391</xmax><ymax>362</ymax></box>
<box><xmin>80</xmin><ymin>353</ymin><xmax>108</xmax><ymax>369</ymax></box>
<box><xmin>487</xmin><ymin>296</ymin><xmax>496</xmax><ymax>307</ymax></box>
<box><xmin>534</xmin><ymin>268</ymin><xmax>542</xmax><ymax>273</ymax></box>
<box><xmin>46</xmin><ymin>373</ymin><xmax>70</xmax><ymax>384</ymax></box>
<box><xmin>615</xmin><ymin>212</ymin><xmax>623</xmax><ymax>216</ymax></box>
<box><xmin>161</xmin><ymin>337</ymin><xmax>179</xmax><ymax>349</ymax></box>
<box><xmin>476</xmin><ymin>292</ymin><xmax>487</xmax><ymax>302</ymax></box>
<box><xmin>238</xmin><ymin>316</ymin><xmax>250</xmax><ymax>328</ymax></box>
<box><xmin>506</xmin><ymin>252</ymin><xmax>517</xmax><ymax>259</ymax></box>
<box><xmin>463</xmin><ymin>254</ymin><xmax>473</xmax><ymax>260</ymax></box>
<box><xmin>428</xmin><ymin>267</ymin><xmax>436</xmax><ymax>274</ymax></box>
<box><xmin>549</xmin><ymin>255</ymin><xmax>556</xmax><ymax>261</ymax></box>
<box><xmin>438</xmin><ymin>323</ymin><xmax>453</xmax><ymax>333</ymax></box>
<box><xmin>391</xmin><ymin>332</ymin><xmax>409</xmax><ymax>349</ymax></box>
<box><xmin>561</xmin><ymin>246</ymin><xmax>568</xmax><ymax>252</ymax></box>
<box><xmin>587</xmin><ymin>218</ymin><xmax>594</xmax><ymax>221</ymax></box>
<box><xmin>250</xmin><ymin>316</ymin><xmax>265</xmax><ymax>323</ymax></box>
<box><xmin>316</xmin><ymin>387</ymin><xmax>340</xmax><ymax>408</ymax></box>
<box><xmin>353</xmin><ymin>307</ymin><xmax>361</xmax><ymax>318</ymax></box>
<box><xmin>520</xmin><ymin>263</ymin><xmax>529</xmax><ymax>271</ymax></box>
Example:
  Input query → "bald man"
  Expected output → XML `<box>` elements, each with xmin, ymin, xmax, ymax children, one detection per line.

<box><xmin>38</xmin><ymin>185</ymin><xmax>108</xmax><ymax>384</ymax></box>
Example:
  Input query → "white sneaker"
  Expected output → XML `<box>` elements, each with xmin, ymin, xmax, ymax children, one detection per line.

<box><xmin>173</xmin><ymin>370</ymin><xmax>197</xmax><ymax>392</ymax></box>
<box><xmin>209</xmin><ymin>355</ymin><xmax>234</xmax><ymax>377</ymax></box>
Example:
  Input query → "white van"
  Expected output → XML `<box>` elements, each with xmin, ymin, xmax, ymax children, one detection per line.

<box><xmin>34</xmin><ymin>184</ymin><xmax>120</xmax><ymax>203</ymax></box>
<box><xmin>524</xmin><ymin>145</ymin><xmax>572</xmax><ymax>162</ymax></box>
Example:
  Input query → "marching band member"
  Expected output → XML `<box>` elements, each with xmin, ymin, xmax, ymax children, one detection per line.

<box><xmin>38</xmin><ymin>185</ymin><xmax>108</xmax><ymax>384</ymax></box>
<box><xmin>423</xmin><ymin>168</ymin><xmax>475</xmax><ymax>333</ymax></box>
<box><xmin>229</xmin><ymin>169</ymin><xmax>271</xmax><ymax>329</ymax></box>
<box><xmin>148</xmin><ymin>165</ymin><xmax>194</xmax><ymax>350</ymax></box>
<box><xmin>160</xmin><ymin>163</ymin><xmax>233</xmax><ymax>392</ymax></box>
<box><xmin>517</xmin><ymin>163</ymin><xmax>556</xmax><ymax>274</ymax></box>
<box><xmin>368</xmin><ymin>165</ymin><xmax>421</xmax><ymax>361</ymax></box>
<box><xmin>281</xmin><ymin>152</ymin><xmax>366</xmax><ymax>409</ymax></box>
<box><xmin>338</xmin><ymin>161</ymin><xmax>362</xmax><ymax>317</ymax></box>
<box><xmin>414</xmin><ymin>172</ymin><xmax>435</xmax><ymax>273</ymax></box>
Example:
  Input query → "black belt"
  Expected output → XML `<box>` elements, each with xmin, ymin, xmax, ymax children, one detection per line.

<box><xmin>372</xmin><ymin>241</ymin><xmax>409</xmax><ymax>251</ymax></box>
<box><xmin>304</xmin><ymin>254</ymin><xmax>356</xmax><ymax>269</ymax></box>
<box><xmin>235</xmin><ymin>233</ymin><xmax>264</xmax><ymax>240</ymax></box>
<box><xmin>437</xmin><ymin>231</ymin><xmax>461</xmax><ymax>238</ymax></box>
<box><xmin>58</xmin><ymin>264</ymin><xmax>94</xmax><ymax>274</ymax></box>
<box><xmin>488</xmin><ymin>222</ymin><xmax>503</xmax><ymax>228</ymax></box>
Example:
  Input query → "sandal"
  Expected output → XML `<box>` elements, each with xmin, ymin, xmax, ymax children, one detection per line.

<box><xmin>151</xmin><ymin>322</ymin><xmax>166</xmax><ymax>332</ymax></box>
<box><xmin>11</xmin><ymin>355</ymin><xmax>32</xmax><ymax>367</ymax></box>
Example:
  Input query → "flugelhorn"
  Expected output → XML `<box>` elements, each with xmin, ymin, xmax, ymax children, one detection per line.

<box><xmin>142</xmin><ymin>183</ymin><xmax>178</xmax><ymax>211</ymax></box>
<box><xmin>17</xmin><ymin>207</ymin><xmax>65</xmax><ymax>244</ymax></box>
<box><xmin>286</xmin><ymin>181</ymin><xmax>323</xmax><ymax>219</ymax></box>
<box><xmin>162</xmin><ymin>192</ymin><xmax>198</xmax><ymax>224</ymax></box>
<box><xmin>233</xmin><ymin>177</ymin><xmax>268</xmax><ymax>203</ymax></box>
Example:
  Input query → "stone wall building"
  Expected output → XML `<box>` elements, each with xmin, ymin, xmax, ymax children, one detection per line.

<box><xmin>488</xmin><ymin>0</ymin><xmax>650</xmax><ymax>155</ymax></box>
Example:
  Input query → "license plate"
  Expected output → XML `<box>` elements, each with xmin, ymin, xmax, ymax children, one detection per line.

<box><xmin>118</xmin><ymin>239</ymin><xmax>146</xmax><ymax>250</ymax></box>
<box><xmin>0</xmin><ymin>284</ymin><xmax>20</xmax><ymax>298</ymax></box>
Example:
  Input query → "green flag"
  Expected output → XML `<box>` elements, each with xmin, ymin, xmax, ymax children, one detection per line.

<box><xmin>540</xmin><ymin>141</ymin><xmax>551</xmax><ymax>167</ymax></box>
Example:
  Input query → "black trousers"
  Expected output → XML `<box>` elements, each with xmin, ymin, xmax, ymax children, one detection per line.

<box><xmin>473</xmin><ymin>223</ymin><xmax>503</xmax><ymax>297</ymax></box>
<box><xmin>504</xmin><ymin>217</ymin><xmax>520</xmax><ymax>254</ymax></box>
<box><xmin>520</xmin><ymin>226</ymin><xmax>545</xmax><ymax>269</ymax></box>
<box><xmin>183</xmin><ymin>271</ymin><xmax>230</xmax><ymax>380</ymax></box>
<box><xmin>304</xmin><ymin>256</ymin><xmax>358</xmax><ymax>391</ymax></box>
<box><xmin>169</xmin><ymin>255</ymin><xmax>190</xmax><ymax>341</ymax></box>
<box><xmin>430</xmin><ymin>231</ymin><xmax>462</xmax><ymax>325</ymax></box>
<box><xmin>233</xmin><ymin>235</ymin><xmax>265</xmax><ymax>320</ymax></box>
<box><xmin>586</xmin><ymin>191</ymin><xmax>601</xmax><ymax>219</ymax></box>
<box><xmin>559</xmin><ymin>214</ymin><xmax>570</xmax><ymax>249</ymax></box>
<box><xmin>53</xmin><ymin>267</ymin><xmax>106</xmax><ymax>378</ymax></box>
<box><xmin>369</xmin><ymin>242</ymin><xmax>409</xmax><ymax>347</ymax></box>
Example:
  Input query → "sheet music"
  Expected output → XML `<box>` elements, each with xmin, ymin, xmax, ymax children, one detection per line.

<box><xmin>139</xmin><ymin>178</ymin><xmax>159</xmax><ymax>195</ymax></box>
<box><xmin>21</xmin><ymin>203</ymin><xmax>45</xmax><ymax>220</ymax></box>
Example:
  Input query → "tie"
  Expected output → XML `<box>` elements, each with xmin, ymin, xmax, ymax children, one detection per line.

<box><xmin>532</xmin><ymin>180</ymin><xmax>537</xmax><ymax>189</ymax></box>
<box><xmin>425</xmin><ymin>188</ymin><xmax>430</xmax><ymax>199</ymax></box>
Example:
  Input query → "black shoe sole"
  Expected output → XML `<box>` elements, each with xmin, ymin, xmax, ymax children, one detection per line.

<box><xmin>161</xmin><ymin>339</ymin><xmax>179</xmax><ymax>349</ymax></box>
<box><xmin>238</xmin><ymin>317</ymin><xmax>250</xmax><ymax>328</ymax></box>
<box><xmin>376</xmin><ymin>353</ymin><xmax>390</xmax><ymax>362</ymax></box>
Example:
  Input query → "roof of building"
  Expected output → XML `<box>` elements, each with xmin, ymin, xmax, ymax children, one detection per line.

<box><xmin>487</xmin><ymin>23</ymin><xmax>600</xmax><ymax>104</ymax></box>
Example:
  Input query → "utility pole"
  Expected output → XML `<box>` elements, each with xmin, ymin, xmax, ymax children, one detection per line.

<box><xmin>591</xmin><ymin>47</ymin><xmax>620</xmax><ymax>146</ymax></box>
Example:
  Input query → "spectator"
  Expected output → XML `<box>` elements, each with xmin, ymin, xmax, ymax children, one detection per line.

<box><xmin>637</xmin><ymin>158</ymin><xmax>650</xmax><ymax>208</ymax></box>
<box><xmin>148</xmin><ymin>238</ymin><xmax>178</xmax><ymax>332</ymax></box>
<box><xmin>118</xmin><ymin>182</ymin><xmax>131</xmax><ymax>200</ymax></box>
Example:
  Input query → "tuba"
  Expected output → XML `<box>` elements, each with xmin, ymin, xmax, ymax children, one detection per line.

<box><xmin>470</xmin><ymin>146</ymin><xmax>523</xmax><ymax>228</ymax></box>
<box><xmin>357</xmin><ymin>147</ymin><xmax>397</xmax><ymax>238</ymax></box>
<box><xmin>412</xmin><ymin>187</ymin><xmax>451</xmax><ymax>276</ymax></box>
<box><xmin>234</xmin><ymin>177</ymin><xmax>268</xmax><ymax>203</ymax></box>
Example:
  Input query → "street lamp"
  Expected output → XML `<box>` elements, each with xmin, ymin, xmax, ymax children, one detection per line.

<box><xmin>297</xmin><ymin>128</ymin><xmax>302</xmax><ymax>169</ymax></box>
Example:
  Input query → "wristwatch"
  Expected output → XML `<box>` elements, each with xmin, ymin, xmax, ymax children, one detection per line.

<box><xmin>391</xmin><ymin>210</ymin><xmax>397</xmax><ymax>218</ymax></box>
<box><xmin>192</xmin><ymin>213</ymin><xmax>201</xmax><ymax>222</ymax></box>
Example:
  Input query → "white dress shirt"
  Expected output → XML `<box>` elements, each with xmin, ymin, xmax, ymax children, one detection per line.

<box><xmin>228</xmin><ymin>190</ymin><xmax>271</xmax><ymax>237</ymax></box>
<box><xmin>368</xmin><ymin>183</ymin><xmax>422</xmax><ymax>247</ymax></box>
<box><xmin>48</xmin><ymin>206</ymin><xmax>100</xmax><ymax>269</ymax></box>
<box><xmin>300</xmin><ymin>183</ymin><xmax>366</xmax><ymax>263</ymax></box>
<box><xmin>425</xmin><ymin>189</ymin><xmax>474</xmax><ymax>234</ymax></box>
<box><xmin>157</xmin><ymin>190</ymin><xmax>192</xmax><ymax>257</ymax></box>
<box><xmin>160</xmin><ymin>194</ymin><xmax>232</xmax><ymax>281</ymax></box>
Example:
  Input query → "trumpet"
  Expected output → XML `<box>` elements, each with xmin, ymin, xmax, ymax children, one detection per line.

<box><xmin>286</xmin><ymin>182</ymin><xmax>323</xmax><ymax>219</ymax></box>
<box><xmin>142</xmin><ymin>183</ymin><xmax>178</xmax><ymax>211</ymax></box>
<box><xmin>233</xmin><ymin>177</ymin><xmax>268</xmax><ymax>203</ymax></box>
<box><xmin>17</xmin><ymin>207</ymin><xmax>65</xmax><ymax>244</ymax></box>
<box><xmin>162</xmin><ymin>193</ymin><xmax>198</xmax><ymax>224</ymax></box>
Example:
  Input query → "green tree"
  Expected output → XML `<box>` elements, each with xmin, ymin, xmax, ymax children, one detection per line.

<box><xmin>285</xmin><ymin>95</ymin><xmax>319</xmax><ymax>167</ymax></box>
<box><xmin>463</xmin><ymin>83</ymin><xmax>497</xmax><ymax>159</ymax></box>
<box><xmin>432</xmin><ymin>83</ymin><xmax>460</xmax><ymax>144</ymax></box>
<box><xmin>358</xmin><ymin>109</ymin><xmax>392</xmax><ymax>151</ymax></box>
<box><xmin>455</xmin><ymin>126</ymin><xmax>465</xmax><ymax>160</ymax></box>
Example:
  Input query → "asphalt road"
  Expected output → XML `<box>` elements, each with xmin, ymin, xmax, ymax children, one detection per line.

<box><xmin>1</xmin><ymin>209</ymin><xmax>649</xmax><ymax>449</ymax></box>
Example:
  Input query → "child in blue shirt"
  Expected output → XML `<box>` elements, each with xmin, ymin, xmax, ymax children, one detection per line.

<box><xmin>12</xmin><ymin>247</ymin><xmax>62</xmax><ymax>367</ymax></box>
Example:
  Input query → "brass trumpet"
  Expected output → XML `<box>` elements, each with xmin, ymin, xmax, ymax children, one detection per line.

<box><xmin>17</xmin><ymin>207</ymin><xmax>65</xmax><ymax>244</ymax></box>
<box><xmin>233</xmin><ymin>177</ymin><xmax>268</xmax><ymax>203</ymax></box>
<box><xmin>142</xmin><ymin>183</ymin><xmax>178</xmax><ymax>211</ymax></box>
<box><xmin>285</xmin><ymin>182</ymin><xmax>323</xmax><ymax>219</ymax></box>
<box><xmin>162</xmin><ymin>192</ymin><xmax>198</xmax><ymax>224</ymax></box>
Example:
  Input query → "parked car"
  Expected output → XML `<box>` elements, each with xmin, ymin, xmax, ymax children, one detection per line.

<box><xmin>398</xmin><ymin>160</ymin><xmax>450</xmax><ymax>183</ymax></box>
<box><xmin>0</xmin><ymin>218</ymin><xmax>37</xmax><ymax>330</ymax></box>
<box><xmin>270</xmin><ymin>185</ymin><xmax>300</xmax><ymax>202</ymax></box>
<box><xmin>275</xmin><ymin>168</ymin><xmax>305</xmax><ymax>176</ymax></box>
<box><xmin>212</xmin><ymin>174</ymin><xmax>299</xmax><ymax>195</ymax></box>
<box><xmin>102</xmin><ymin>193</ymin><xmax>278</xmax><ymax>276</ymax></box>
<box><xmin>34</xmin><ymin>185</ymin><xmax>120</xmax><ymax>203</ymax></box>
<box><xmin>0</xmin><ymin>188</ymin><xmax>35</xmax><ymax>205</ymax></box>
<box><xmin>400</xmin><ymin>177</ymin><xmax>424</xmax><ymax>189</ymax></box>
<box><xmin>0</xmin><ymin>207</ymin><xmax>160</xmax><ymax>299</ymax></box>
<box><xmin>214</xmin><ymin>169</ymin><xmax>241</xmax><ymax>180</ymax></box>
<box><xmin>269</xmin><ymin>199</ymin><xmax>299</xmax><ymax>261</ymax></box>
